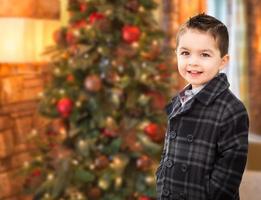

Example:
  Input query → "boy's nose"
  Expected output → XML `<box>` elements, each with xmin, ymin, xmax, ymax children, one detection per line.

<box><xmin>188</xmin><ymin>56</ymin><xmax>198</xmax><ymax>66</ymax></box>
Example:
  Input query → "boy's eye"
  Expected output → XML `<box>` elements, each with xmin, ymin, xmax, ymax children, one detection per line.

<box><xmin>201</xmin><ymin>53</ymin><xmax>210</xmax><ymax>57</ymax></box>
<box><xmin>180</xmin><ymin>51</ymin><xmax>190</xmax><ymax>56</ymax></box>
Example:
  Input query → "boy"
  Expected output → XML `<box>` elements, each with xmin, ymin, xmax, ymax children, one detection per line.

<box><xmin>156</xmin><ymin>13</ymin><xmax>249</xmax><ymax>200</ymax></box>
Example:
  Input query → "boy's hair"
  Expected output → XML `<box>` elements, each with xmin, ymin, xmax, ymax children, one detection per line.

<box><xmin>176</xmin><ymin>13</ymin><xmax>229</xmax><ymax>57</ymax></box>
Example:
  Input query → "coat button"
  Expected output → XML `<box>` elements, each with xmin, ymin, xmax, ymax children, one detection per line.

<box><xmin>165</xmin><ymin>159</ymin><xmax>173</xmax><ymax>168</ymax></box>
<box><xmin>169</xmin><ymin>130</ymin><xmax>177</xmax><ymax>139</ymax></box>
<box><xmin>181</xmin><ymin>164</ymin><xmax>188</xmax><ymax>172</ymax></box>
<box><xmin>187</xmin><ymin>134</ymin><xmax>193</xmax><ymax>142</ymax></box>
<box><xmin>163</xmin><ymin>188</ymin><xmax>170</xmax><ymax>196</ymax></box>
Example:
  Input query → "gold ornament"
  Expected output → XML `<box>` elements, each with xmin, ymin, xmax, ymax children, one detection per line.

<box><xmin>36</xmin><ymin>156</ymin><xmax>43</xmax><ymax>162</ymax></box>
<box><xmin>89</xmin><ymin>164</ymin><xmax>95</xmax><ymax>170</ymax></box>
<box><xmin>72</xmin><ymin>159</ymin><xmax>79</xmax><ymax>165</ymax></box>
<box><xmin>131</xmin><ymin>42</ymin><xmax>139</xmax><ymax>48</ymax></box>
<box><xmin>54</xmin><ymin>68</ymin><xmax>61</xmax><ymax>75</ymax></box>
<box><xmin>111</xmin><ymin>60</ymin><xmax>117</xmax><ymax>66</ymax></box>
<box><xmin>38</xmin><ymin>92</ymin><xmax>44</xmax><ymax>98</ymax></box>
<box><xmin>105</xmin><ymin>117</ymin><xmax>117</xmax><ymax>129</ymax></box>
<box><xmin>154</xmin><ymin>75</ymin><xmax>161</xmax><ymax>81</ymax></box>
<box><xmin>76</xmin><ymin>101</ymin><xmax>82</xmax><ymax>107</ymax></box>
<box><xmin>73</xmin><ymin>29</ymin><xmax>80</xmax><ymax>37</ymax></box>
<box><xmin>152</xmin><ymin>40</ymin><xmax>158</xmax><ymax>46</ymax></box>
<box><xmin>85</xmin><ymin>24</ymin><xmax>91</xmax><ymax>31</ymax></box>
<box><xmin>23</xmin><ymin>161</ymin><xmax>30</xmax><ymax>169</ymax></box>
<box><xmin>59</xmin><ymin>89</ymin><xmax>65</xmax><ymax>95</ymax></box>
<box><xmin>139</xmin><ymin>6</ymin><xmax>145</xmax><ymax>12</ymax></box>
<box><xmin>59</xmin><ymin>126</ymin><xmax>67</xmax><ymax>135</ymax></box>
<box><xmin>29</xmin><ymin>129</ymin><xmax>38</xmax><ymax>139</ymax></box>
<box><xmin>78</xmin><ymin>139</ymin><xmax>87</xmax><ymax>149</ymax></box>
<box><xmin>98</xmin><ymin>178</ymin><xmax>110</xmax><ymax>190</ymax></box>
<box><xmin>140</xmin><ymin>73</ymin><xmax>148</xmax><ymax>82</ymax></box>
<box><xmin>138</xmin><ymin>94</ymin><xmax>150</xmax><ymax>105</ymax></box>
<box><xmin>76</xmin><ymin>193</ymin><xmax>84</xmax><ymax>200</ymax></box>
<box><xmin>44</xmin><ymin>193</ymin><xmax>50</xmax><ymax>199</ymax></box>
<box><xmin>47</xmin><ymin>173</ymin><xmax>54</xmax><ymax>181</ymax></box>
<box><xmin>115</xmin><ymin>176</ymin><xmax>123</xmax><ymax>188</ymax></box>
<box><xmin>105</xmin><ymin>9</ymin><xmax>112</xmax><ymax>16</ymax></box>
<box><xmin>145</xmin><ymin>175</ymin><xmax>155</xmax><ymax>185</ymax></box>
<box><xmin>98</xmin><ymin>47</ymin><xmax>103</xmax><ymax>53</ymax></box>
<box><xmin>110</xmin><ymin>154</ymin><xmax>129</xmax><ymax>171</ymax></box>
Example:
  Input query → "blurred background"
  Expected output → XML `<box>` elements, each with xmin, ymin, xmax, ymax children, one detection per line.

<box><xmin>0</xmin><ymin>0</ymin><xmax>260</xmax><ymax>199</ymax></box>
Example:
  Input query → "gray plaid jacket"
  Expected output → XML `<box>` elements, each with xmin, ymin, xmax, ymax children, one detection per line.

<box><xmin>156</xmin><ymin>73</ymin><xmax>249</xmax><ymax>200</ymax></box>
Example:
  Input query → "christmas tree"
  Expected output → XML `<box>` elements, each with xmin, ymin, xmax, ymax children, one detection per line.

<box><xmin>23</xmin><ymin>0</ymin><xmax>174</xmax><ymax>199</ymax></box>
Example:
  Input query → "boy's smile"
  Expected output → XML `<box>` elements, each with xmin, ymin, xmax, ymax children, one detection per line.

<box><xmin>176</xmin><ymin>29</ymin><xmax>229</xmax><ymax>89</ymax></box>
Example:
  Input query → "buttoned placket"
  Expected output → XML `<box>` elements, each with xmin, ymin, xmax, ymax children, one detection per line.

<box><xmin>161</xmin><ymin>96</ymin><xmax>195</xmax><ymax>200</ymax></box>
<box><xmin>160</xmin><ymin>101</ymin><xmax>183</xmax><ymax>199</ymax></box>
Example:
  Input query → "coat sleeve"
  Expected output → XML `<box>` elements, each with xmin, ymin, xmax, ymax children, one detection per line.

<box><xmin>208</xmin><ymin>103</ymin><xmax>249</xmax><ymax>200</ymax></box>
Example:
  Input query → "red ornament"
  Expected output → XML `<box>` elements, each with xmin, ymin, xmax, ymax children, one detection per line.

<box><xmin>158</xmin><ymin>63</ymin><xmax>168</xmax><ymax>71</ymax></box>
<box><xmin>66</xmin><ymin>30</ymin><xmax>76</xmax><ymax>45</ymax></box>
<box><xmin>73</xmin><ymin>19</ymin><xmax>88</xmax><ymax>29</ymax></box>
<box><xmin>102</xmin><ymin>128</ymin><xmax>118</xmax><ymax>138</ymax></box>
<box><xmin>56</xmin><ymin>97</ymin><xmax>73</xmax><ymax>118</ymax></box>
<box><xmin>136</xmin><ymin>155</ymin><xmax>152</xmax><ymax>171</ymax></box>
<box><xmin>89</xmin><ymin>12</ymin><xmax>105</xmax><ymax>24</ymax></box>
<box><xmin>80</xmin><ymin>3</ymin><xmax>88</xmax><ymax>12</ymax></box>
<box><xmin>144</xmin><ymin>123</ymin><xmax>159</xmax><ymax>138</ymax></box>
<box><xmin>84</xmin><ymin>75</ymin><xmax>102</xmax><ymax>92</ymax></box>
<box><xmin>138</xmin><ymin>196</ymin><xmax>152</xmax><ymax>200</ymax></box>
<box><xmin>144</xmin><ymin>123</ymin><xmax>165</xmax><ymax>142</ymax></box>
<box><xmin>122</xmin><ymin>25</ymin><xmax>141</xmax><ymax>43</ymax></box>
<box><xmin>31</xmin><ymin>168</ymin><xmax>41</xmax><ymax>177</ymax></box>
<box><xmin>125</xmin><ymin>0</ymin><xmax>139</xmax><ymax>12</ymax></box>
<box><xmin>146</xmin><ymin>91</ymin><xmax>166</xmax><ymax>110</ymax></box>
<box><xmin>94</xmin><ymin>155</ymin><xmax>110</xmax><ymax>170</ymax></box>
<box><xmin>87</xmin><ymin>187</ymin><xmax>102</xmax><ymax>199</ymax></box>
<box><xmin>66</xmin><ymin>74</ymin><xmax>74</xmax><ymax>82</ymax></box>
<box><xmin>46</xmin><ymin>130</ymin><xmax>57</xmax><ymax>136</ymax></box>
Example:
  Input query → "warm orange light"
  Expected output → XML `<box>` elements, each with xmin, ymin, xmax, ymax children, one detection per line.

<box><xmin>0</xmin><ymin>17</ymin><xmax>60</xmax><ymax>63</ymax></box>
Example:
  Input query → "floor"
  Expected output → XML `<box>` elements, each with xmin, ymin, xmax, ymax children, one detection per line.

<box><xmin>240</xmin><ymin>170</ymin><xmax>261</xmax><ymax>200</ymax></box>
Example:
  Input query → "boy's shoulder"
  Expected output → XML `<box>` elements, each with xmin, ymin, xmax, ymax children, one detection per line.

<box><xmin>217</xmin><ymin>88</ymin><xmax>248</xmax><ymax>115</ymax></box>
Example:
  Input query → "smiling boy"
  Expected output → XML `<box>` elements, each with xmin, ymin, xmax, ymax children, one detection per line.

<box><xmin>156</xmin><ymin>14</ymin><xmax>249</xmax><ymax>200</ymax></box>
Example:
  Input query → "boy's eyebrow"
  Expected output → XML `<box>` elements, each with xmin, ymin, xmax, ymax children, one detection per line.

<box><xmin>178</xmin><ymin>47</ymin><xmax>215</xmax><ymax>53</ymax></box>
<box><xmin>201</xmin><ymin>49</ymin><xmax>214</xmax><ymax>53</ymax></box>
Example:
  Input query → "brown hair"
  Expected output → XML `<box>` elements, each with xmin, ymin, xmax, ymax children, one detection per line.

<box><xmin>176</xmin><ymin>13</ymin><xmax>229</xmax><ymax>57</ymax></box>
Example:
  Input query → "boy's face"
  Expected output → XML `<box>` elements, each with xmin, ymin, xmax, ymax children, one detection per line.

<box><xmin>176</xmin><ymin>29</ymin><xmax>229</xmax><ymax>89</ymax></box>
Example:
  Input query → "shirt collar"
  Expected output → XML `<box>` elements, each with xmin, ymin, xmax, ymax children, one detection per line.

<box><xmin>165</xmin><ymin>73</ymin><xmax>230</xmax><ymax>114</ymax></box>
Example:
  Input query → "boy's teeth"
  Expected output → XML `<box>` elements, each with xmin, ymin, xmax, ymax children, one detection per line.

<box><xmin>190</xmin><ymin>71</ymin><xmax>200</xmax><ymax>73</ymax></box>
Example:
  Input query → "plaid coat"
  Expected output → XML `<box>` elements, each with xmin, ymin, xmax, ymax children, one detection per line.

<box><xmin>156</xmin><ymin>73</ymin><xmax>249</xmax><ymax>200</ymax></box>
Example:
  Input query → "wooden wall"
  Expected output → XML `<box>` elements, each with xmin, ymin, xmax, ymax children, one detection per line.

<box><xmin>0</xmin><ymin>63</ymin><xmax>49</xmax><ymax>199</ymax></box>
<box><xmin>247</xmin><ymin>0</ymin><xmax>261</xmax><ymax>135</ymax></box>
<box><xmin>0</xmin><ymin>0</ymin><xmax>59</xmax><ymax>19</ymax></box>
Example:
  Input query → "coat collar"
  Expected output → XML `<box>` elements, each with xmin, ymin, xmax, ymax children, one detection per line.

<box><xmin>194</xmin><ymin>73</ymin><xmax>230</xmax><ymax>106</ymax></box>
<box><xmin>165</xmin><ymin>73</ymin><xmax>230</xmax><ymax>115</ymax></box>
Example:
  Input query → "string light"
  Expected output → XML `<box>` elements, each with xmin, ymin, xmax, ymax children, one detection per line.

<box><xmin>98</xmin><ymin>179</ymin><xmax>109</xmax><ymax>190</ymax></box>
<box><xmin>59</xmin><ymin>89</ymin><xmax>65</xmax><ymax>95</ymax></box>
<box><xmin>76</xmin><ymin>101</ymin><xmax>82</xmax><ymax>107</ymax></box>
<box><xmin>23</xmin><ymin>161</ymin><xmax>30</xmax><ymax>169</ymax></box>
<box><xmin>36</xmin><ymin>156</ymin><xmax>43</xmax><ymax>162</ymax></box>
<box><xmin>72</xmin><ymin>159</ymin><xmax>79</xmax><ymax>165</ymax></box>
<box><xmin>47</xmin><ymin>173</ymin><xmax>54</xmax><ymax>181</ymax></box>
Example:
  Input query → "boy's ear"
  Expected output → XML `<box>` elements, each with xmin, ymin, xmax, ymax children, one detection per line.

<box><xmin>219</xmin><ymin>54</ymin><xmax>229</xmax><ymax>70</ymax></box>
